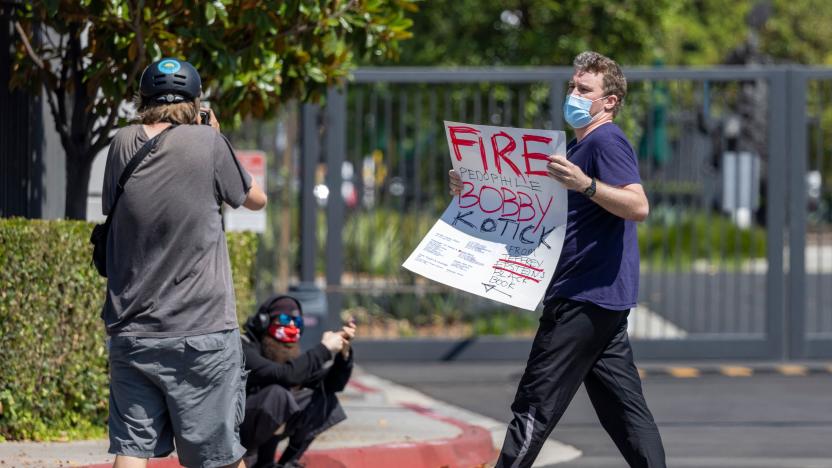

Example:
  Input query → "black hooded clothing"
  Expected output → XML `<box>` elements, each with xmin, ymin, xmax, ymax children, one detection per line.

<box><xmin>240</xmin><ymin>294</ymin><xmax>353</xmax><ymax>467</ymax></box>
<box><xmin>241</xmin><ymin>328</ymin><xmax>353</xmax><ymax>393</ymax></box>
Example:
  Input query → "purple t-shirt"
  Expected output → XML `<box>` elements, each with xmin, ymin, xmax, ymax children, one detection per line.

<box><xmin>544</xmin><ymin>123</ymin><xmax>641</xmax><ymax>310</ymax></box>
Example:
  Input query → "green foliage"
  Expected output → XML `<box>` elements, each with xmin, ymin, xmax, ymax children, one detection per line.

<box><xmin>657</xmin><ymin>0</ymin><xmax>832</xmax><ymax>66</ymax></box>
<box><xmin>390</xmin><ymin>0</ymin><xmax>832</xmax><ymax>68</ymax></box>
<box><xmin>0</xmin><ymin>219</ymin><xmax>108</xmax><ymax>441</ymax></box>
<box><xmin>638</xmin><ymin>207</ymin><xmax>767</xmax><ymax>269</ymax></box>
<box><xmin>10</xmin><ymin>0</ymin><xmax>416</xmax><ymax>218</ymax></box>
<box><xmin>656</xmin><ymin>1</ymin><xmax>749</xmax><ymax>65</ymax></box>
<box><xmin>761</xmin><ymin>0</ymin><xmax>832</xmax><ymax>65</ymax></box>
<box><xmin>343</xmin><ymin>290</ymin><xmax>540</xmax><ymax>338</ymax></box>
<box><xmin>227</xmin><ymin>230</ymin><xmax>258</xmax><ymax>325</ymax></box>
<box><xmin>0</xmin><ymin>218</ymin><xmax>256</xmax><ymax>441</ymax></box>
<box><xmin>341</xmin><ymin>207</ymin><xmax>436</xmax><ymax>275</ymax></box>
<box><xmin>13</xmin><ymin>0</ymin><xmax>415</xmax><ymax>125</ymax></box>
<box><xmin>387</xmin><ymin>0</ymin><xmax>669</xmax><ymax>66</ymax></box>
<box><xmin>334</xmin><ymin>206</ymin><xmax>768</xmax><ymax>338</ymax></box>
<box><xmin>472</xmin><ymin>309</ymin><xmax>539</xmax><ymax>336</ymax></box>
<box><xmin>332</xmin><ymin>205</ymin><xmax>767</xmax><ymax>278</ymax></box>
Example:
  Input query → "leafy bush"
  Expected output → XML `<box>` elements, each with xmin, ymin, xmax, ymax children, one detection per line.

<box><xmin>341</xmin><ymin>208</ymin><xmax>437</xmax><ymax>276</ymax></box>
<box><xmin>335</xmin><ymin>207</ymin><xmax>768</xmax><ymax>337</ymax></box>
<box><xmin>342</xmin><ymin>289</ymin><xmax>540</xmax><ymax>338</ymax></box>
<box><xmin>0</xmin><ymin>218</ymin><xmax>256</xmax><ymax>441</ymax></box>
<box><xmin>638</xmin><ymin>208</ymin><xmax>767</xmax><ymax>268</ymax></box>
<box><xmin>227</xmin><ymin>230</ymin><xmax>258</xmax><ymax>325</ymax></box>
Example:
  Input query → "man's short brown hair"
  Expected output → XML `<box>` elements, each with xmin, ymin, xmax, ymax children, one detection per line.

<box><xmin>573</xmin><ymin>51</ymin><xmax>627</xmax><ymax>116</ymax></box>
<box><xmin>134</xmin><ymin>95</ymin><xmax>200</xmax><ymax>125</ymax></box>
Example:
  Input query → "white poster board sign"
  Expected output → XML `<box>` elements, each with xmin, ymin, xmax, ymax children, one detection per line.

<box><xmin>403</xmin><ymin>121</ymin><xmax>567</xmax><ymax>311</ymax></box>
<box><xmin>225</xmin><ymin>150</ymin><xmax>267</xmax><ymax>233</ymax></box>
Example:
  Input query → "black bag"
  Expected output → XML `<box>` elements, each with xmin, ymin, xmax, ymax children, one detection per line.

<box><xmin>90</xmin><ymin>126</ymin><xmax>174</xmax><ymax>277</ymax></box>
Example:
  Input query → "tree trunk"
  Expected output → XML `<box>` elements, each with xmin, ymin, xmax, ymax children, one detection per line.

<box><xmin>64</xmin><ymin>149</ymin><xmax>93</xmax><ymax>220</ymax></box>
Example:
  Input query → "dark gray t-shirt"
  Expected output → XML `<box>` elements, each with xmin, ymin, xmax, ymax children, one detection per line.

<box><xmin>101</xmin><ymin>124</ymin><xmax>252</xmax><ymax>337</ymax></box>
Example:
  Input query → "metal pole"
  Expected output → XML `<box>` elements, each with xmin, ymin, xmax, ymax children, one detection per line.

<box><xmin>325</xmin><ymin>86</ymin><xmax>347</xmax><ymax>328</ymax></box>
<box><xmin>767</xmin><ymin>70</ymin><xmax>788</xmax><ymax>359</ymax></box>
<box><xmin>549</xmin><ymin>79</ymin><xmax>564</xmax><ymax>131</ymax></box>
<box><xmin>300</xmin><ymin>104</ymin><xmax>320</xmax><ymax>284</ymax></box>
<box><xmin>294</xmin><ymin>103</ymin><xmax>332</xmax><ymax>349</ymax></box>
<box><xmin>787</xmin><ymin>69</ymin><xmax>808</xmax><ymax>359</ymax></box>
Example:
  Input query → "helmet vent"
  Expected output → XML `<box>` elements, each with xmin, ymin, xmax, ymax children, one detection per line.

<box><xmin>140</xmin><ymin>59</ymin><xmax>201</xmax><ymax>100</ymax></box>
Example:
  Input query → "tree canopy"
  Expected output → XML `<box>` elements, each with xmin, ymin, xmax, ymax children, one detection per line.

<box><xmin>11</xmin><ymin>0</ymin><xmax>415</xmax><ymax>219</ymax></box>
<box><xmin>384</xmin><ymin>0</ymin><xmax>832</xmax><ymax>67</ymax></box>
<box><xmin>385</xmin><ymin>0</ymin><xmax>670</xmax><ymax>67</ymax></box>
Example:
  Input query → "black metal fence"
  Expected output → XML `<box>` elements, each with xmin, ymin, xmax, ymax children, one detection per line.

<box><xmin>0</xmin><ymin>3</ymin><xmax>42</xmax><ymax>218</ymax></box>
<box><xmin>5</xmin><ymin>59</ymin><xmax>828</xmax><ymax>360</ymax></box>
<box><xmin>295</xmin><ymin>66</ymin><xmax>831</xmax><ymax>361</ymax></box>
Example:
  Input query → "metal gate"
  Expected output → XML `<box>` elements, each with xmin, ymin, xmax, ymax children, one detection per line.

<box><xmin>296</xmin><ymin>66</ymin><xmax>830</xmax><ymax>360</ymax></box>
<box><xmin>789</xmin><ymin>69</ymin><xmax>832</xmax><ymax>359</ymax></box>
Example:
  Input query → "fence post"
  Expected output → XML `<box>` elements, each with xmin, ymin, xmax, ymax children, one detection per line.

<box><xmin>292</xmin><ymin>103</ymin><xmax>332</xmax><ymax>347</ymax></box>
<box><xmin>299</xmin><ymin>104</ymin><xmax>320</xmax><ymax>285</ymax></box>
<box><xmin>767</xmin><ymin>70</ymin><xmax>788</xmax><ymax>359</ymax></box>
<box><xmin>787</xmin><ymin>69</ymin><xmax>808</xmax><ymax>359</ymax></box>
<box><xmin>548</xmin><ymin>79</ymin><xmax>564</xmax><ymax>131</ymax></box>
<box><xmin>325</xmin><ymin>86</ymin><xmax>347</xmax><ymax>328</ymax></box>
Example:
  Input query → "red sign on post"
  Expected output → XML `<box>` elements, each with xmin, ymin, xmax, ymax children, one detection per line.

<box><xmin>225</xmin><ymin>150</ymin><xmax>267</xmax><ymax>233</ymax></box>
<box><xmin>236</xmin><ymin>150</ymin><xmax>266</xmax><ymax>189</ymax></box>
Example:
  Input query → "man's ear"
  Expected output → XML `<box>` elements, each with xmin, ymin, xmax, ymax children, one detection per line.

<box><xmin>604</xmin><ymin>95</ymin><xmax>618</xmax><ymax>112</ymax></box>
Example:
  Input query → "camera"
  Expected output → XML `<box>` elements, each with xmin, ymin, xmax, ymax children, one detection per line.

<box><xmin>199</xmin><ymin>110</ymin><xmax>211</xmax><ymax>126</ymax></box>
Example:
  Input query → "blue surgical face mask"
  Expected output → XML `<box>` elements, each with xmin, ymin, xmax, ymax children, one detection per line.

<box><xmin>563</xmin><ymin>94</ymin><xmax>608</xmax><ymax>129</ymax></box>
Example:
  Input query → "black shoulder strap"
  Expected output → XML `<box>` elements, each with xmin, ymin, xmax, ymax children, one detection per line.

<box><xmin>109</xmin><ymin>125</ymin><xmax>176</xmax><ymax>215</ymax></box>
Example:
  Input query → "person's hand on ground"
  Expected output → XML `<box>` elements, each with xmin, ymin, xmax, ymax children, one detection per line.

<box><xmin>449</xmin><ymin>169</ymin><xmax>462</xmax><ymax>196</ymax></box>
<box><xmin>321</xmin><ymin>331</ymin><xmax>345</xmax><ymax>354</ymax></box>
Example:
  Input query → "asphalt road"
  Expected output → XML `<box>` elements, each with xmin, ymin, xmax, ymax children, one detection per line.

<box><xmin>364</xmin><ymin>362</ymin><xmax>832</xmax><ymax>468</ymax></box>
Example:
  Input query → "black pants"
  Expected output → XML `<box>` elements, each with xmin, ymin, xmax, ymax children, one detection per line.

<box><xmin>496</xmin><ymin>299</ymin><xmax>666</xmax><ymax>468</ymax></box>
<box><xmin>240</xmin><ymin>384</ymin><xmax>346</xmax><ymax>468</ymax></box>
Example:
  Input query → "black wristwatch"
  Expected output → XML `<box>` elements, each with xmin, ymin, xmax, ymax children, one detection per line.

<box><xmin>582</xmin><ymin>177</ymin><xmax>597</xmax><ymax>198</ymax></box>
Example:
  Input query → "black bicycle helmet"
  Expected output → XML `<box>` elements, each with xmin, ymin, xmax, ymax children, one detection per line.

<box><xmin>139</xmin><ymin>58</ymin><xmax>202</xmax><ymax>103</ymax></box>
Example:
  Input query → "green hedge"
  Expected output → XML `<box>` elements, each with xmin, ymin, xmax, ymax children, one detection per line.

<box><xmin>638</xmin><ymin>209</ymin><xmax>767</xmax><ymax>269</ymax></box>
<box><xmin>0</xmin><ymin>218</ymin><xmax>256</xmax><ymax>441</ymax></box>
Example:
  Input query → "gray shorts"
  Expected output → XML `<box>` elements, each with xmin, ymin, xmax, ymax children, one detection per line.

<box><xmin>108</xmin><ymin>329</ymin><xmax>248</xmax><ymax>468</ymax></box>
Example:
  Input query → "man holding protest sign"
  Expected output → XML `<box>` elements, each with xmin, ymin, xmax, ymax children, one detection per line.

<box><xmin>450</xmin><ymin>51</ymin><xmax>665</xmax><ymax>468</ymax></box>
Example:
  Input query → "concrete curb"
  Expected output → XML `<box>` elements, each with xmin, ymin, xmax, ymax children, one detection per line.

<box><xmin>294</xmin><ymin>374</ymin><xmax>497</xmax><ymax>468</ymax></box>
<box><xmin>358</xmin><ymin>374</ymin><xmax>582</xmax><ymax>468</ymax></box>
<box><xmin>300</xmin><ymin>403</ymin><xmax>494</xmax><ymax>468</ymax></box>
<box><xmin>3</xmin><ymin>372</ymin><xmax>580</xmax><ymax>467</ymax></box>
<box><xmin>46</xmin><ymin>373</ymin><xmax>497</xmax><ymax>468</ymax></box>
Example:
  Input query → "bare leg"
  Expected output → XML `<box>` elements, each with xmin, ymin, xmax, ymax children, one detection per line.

<box><xmin>113</xmin><ymin>455</ymin><xmax>148</xmax><ymax>468</ymax></box>
<box><xmin>221</xmin><ymin>458</ymin><xmax>247</xmax><ymax>468</ymax></box>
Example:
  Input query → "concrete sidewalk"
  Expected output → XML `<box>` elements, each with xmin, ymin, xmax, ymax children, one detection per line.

<box><xmin>0</xmin><ymin>369</ymin><xmax>579</xmax><ymax>468</ymax></box>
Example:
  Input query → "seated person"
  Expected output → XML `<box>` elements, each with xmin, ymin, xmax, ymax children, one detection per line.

<box><xmin>240</xmin><ymin>294</ymin><xmax>356</xmax><ymax>468</ymax></box>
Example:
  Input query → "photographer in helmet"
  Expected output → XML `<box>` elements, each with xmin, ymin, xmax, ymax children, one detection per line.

<box><xmin>240</xmin><ymin>295</ymin><xmax>356</xmax><ymax>468</ymax></box>
<box><xmin>102</xmin><ymin>58</ymin><xmax>266</xmax><ymax>468</ymax></box>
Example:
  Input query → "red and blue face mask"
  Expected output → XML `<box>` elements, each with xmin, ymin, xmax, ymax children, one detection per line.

<box><xmin>266</xmin><ymin>313</ymin><xmax>304</xmax><ymax>343</ymax></box>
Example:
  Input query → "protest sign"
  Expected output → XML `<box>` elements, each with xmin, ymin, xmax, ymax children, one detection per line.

<box><xmin>403</xmin><ymin>121</ymin><xmax>567</xmax><ymax>311</ymax></box>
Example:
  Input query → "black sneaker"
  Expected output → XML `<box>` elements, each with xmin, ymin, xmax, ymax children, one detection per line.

<box><xmin>277</xmin><ymin>462</ymin><xmax>306</xmax><ymax>468</ymax></box>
